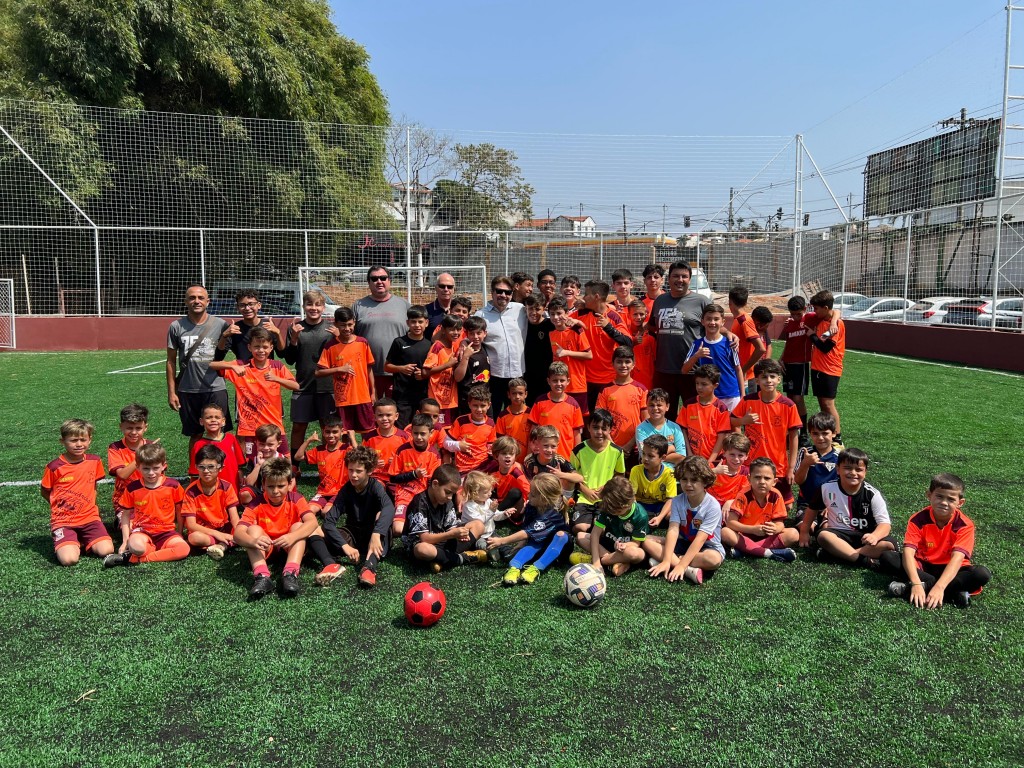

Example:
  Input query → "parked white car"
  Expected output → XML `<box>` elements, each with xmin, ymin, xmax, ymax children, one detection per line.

<box><xmin>845</xmin><ymin>296</ymin><xmax>915</xmax><ymax>321</ymax></box>
<box><xmin>690</xmin><ymin>267</ymin><xmax>713</xmax><ymax>300</ymax></box>
<box><xmin>904</xmin><ymin>296</ymin><xmax>968</xmax><ymax>325</ymax></box>
<box><xmin>832</xmin><ymin>292</ymin><xmax>867</xmax><ymax>310</ymax></box>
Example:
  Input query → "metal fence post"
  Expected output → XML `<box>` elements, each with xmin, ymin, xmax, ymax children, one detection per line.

<box><xmin>840</xmin><ymin>222</ymin><xmax>850</xmax><ymax>297</ymax></box>
<box><xmin>901</xmin><ymin>217</ymin><xmax>913</xmax><ymax>323</ymax></box>
<box><xmin>93</xmin><ymin>227</ymin><xmax>102</xmax><ymax>316</ymax></box>
<box><xmin>598</xmin><ymin>233</ymin><xmax>604</xmax><ymax>278</ymax></box>
<box><xmin>303</xmin><ymin>229</ymin><xmax>310</xmax><ymax>269</ymax></box>
<box><xmin>199</xmin><ymin>228</ymin><xmax>206</xmax><ymax>286</ymax></box>
<box><xmin>504</xmin><ymin>232</ymin><xmax>510</xmax><ymax>275</ymax></box>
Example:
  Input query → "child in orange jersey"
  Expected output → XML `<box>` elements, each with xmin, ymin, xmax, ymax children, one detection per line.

<box><xmin>108</xmin><ymin>403</ymin><xmax>150</xmax><ymax>551</ymax></box>
<box><xmin>547</xmin><ymin>297</ymin><xmax>592</xmax><ymax>415</ymax></box>
<box><xmin>295</xmin><ymin>417</ymin><xmax>349</xmax><ymax>516</ymax></box>
<box><xmin>595</xmin><ymin>346</ymin><xmax>649</xmax><ymax>460</ymax></box>
<box><xmin>528</xmin><ymin>362</ymin><xmax>584</xmax><ymax>464</ymax></box>
<box><xmin>728</xmin><ymin>286</ymin><xmax>767</xmax><ymax>393</ymax></box>
<box><xmin>578</xmin><ymin>280</ymin><xmax>634</xmax><ymax>409</ymax></box>
<box><xmin>42</xmin><ymin>419</ymin><xmax>114</xmax><ymax>566</ymax></box>
<box><xmin>730</xmin><ymin>358</ymin><xmax>802</xmax><ymax>506</ymax></box>
<box><xmin>721</xmin><ymin>457</ymin><xmax>798</xmax><ymax>563</ymax></box>
<box><xmin>390</xmin><ymin>414</ymin><xmax>443</xmax><ymax>535</ymax></box>
<box><xmin>679</xmin><ymin>365</ymin><xmax>733</xmax><ymax>463</ymax></box>
<box><xmin>423</xmin><ymin>314</ymin><xmax>464</xmax><ymax>426</ymax></box>
<box><xmin>234</xmin><ymin>457</ymin><xmax>319</xmax><ymax>600</ymax></box>
<box><xmin>104</xmin><ymin>443</ymin><xmax>188</xmax><ymax>568</ymax></box>
<box><xmin>315</xmin><ymin>306</ymin><xmax>377</xmax><ymax>446</ymax></box>
<box><xmin>880</xmin><ymin>473</ymin><xmax>992</xmax><ymax>609</ymax></box>
<box><xmin>182</xmin><ymin>444</ymin><xmax>240</xmax><ymax>560</ymax></box>
<box><xmin>188</xmin><ymin>402</ymin><xmax>245</xmax><ymax>491</ymax></box>
<box><xmin>363</xmin><ymin>398</ymin><xmax>410</xmax><ymax>488</ymax></box>
<box><xmin>443</xmin><ymin>385</ymin><xmax>497</xmax><ymax>476</ymax></box>
<box><xmin>628</xmin><ymin>299</ymin><xmax>656</xmax><ymax>389</ymax></box>
<box><xmin>495</xmin><ymin>378</ymin><xmax>531</xmax><ymax>464</ymax></box>
<box><xmin>708</xmin><ymin>433</ymin><xmax>751</xmax><ymax>518</ymax></box>
<box><xmin>239</xmin><ymin>424</ymin><xmax>292</xmax><ymax>506</ymax></box>
<box><xmin>805</xmin><ymin>290</ymin><xmax>846</xmax><ymax>442</ymax></box>
<box><xmin>211</xmin><ymin>325</ymin><xmax>299</xmax><ymax>461</ymax></box>
<box><xmin>490</xmin><ymin>435</ymin><xmax>531</xmax><ymax>520</ymax></box>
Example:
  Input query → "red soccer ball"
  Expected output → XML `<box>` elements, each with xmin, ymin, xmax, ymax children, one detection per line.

<box><xmin>404</xmin><ymin>581</ymin><xmax>446</xmax><ymax>628</ymax></box>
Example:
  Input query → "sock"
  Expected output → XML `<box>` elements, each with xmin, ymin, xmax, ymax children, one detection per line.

<box><xmin>433</xmin><ymin>547</ymin><xmax>456</xmax><ymax>570</ymax></box>
<box><xmin>738</xmin><ymin>534</ymin><xmax>767</xmax><ymax>558</ymax></box>
<box><xmin>283</xmin><ymin>562</ymin><xmax>300</xmax><ymax>576</ymax></box>
<box><xmin>253</xmin><ymin>564</ymin><xmax>271</xmax><ymax>578</ymax></box>
<box><xmin>135</xmin><ymin>537</ymin><xmax>189</xmax><ymax>563</ymax></box>
<box><xmin>533</xmin><ymin>532</ymin><xmax>569</xmax><ymax>571</ymax></box>
<box><xmin>364</xmin><ymin>552</ymin><xmax>380</xmax><ymax>571</ymax></box>
<box><xmin>509</xmin><ymin>543</ymin><xmax>541</xmax><ymax>570</ymax></box>
<box><xmin>306</xmin><ymin>535</ymin><xmax>336</xmax><ymax>567</ymax></box>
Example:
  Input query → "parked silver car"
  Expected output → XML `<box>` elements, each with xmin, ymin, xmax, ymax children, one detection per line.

<box><xmin>845</xmin><ymin>296</ymin><xmax>915</xmax><ymax>320</ymax></box>
<box><xmin>904</xmin><ymin>296</ymin><xmax>968</xmax><ymax>325</ymax></box>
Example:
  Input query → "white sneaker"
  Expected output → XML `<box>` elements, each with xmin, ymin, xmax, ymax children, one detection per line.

<box><xmin>206</xmin><ymin>544</ymin><xmax>226</xmax><ymax>560</ymax></box>
<box><xmin>684</xmin><ymin>566</ymin><xmax>704</xmax><ymax>585</ymax></box>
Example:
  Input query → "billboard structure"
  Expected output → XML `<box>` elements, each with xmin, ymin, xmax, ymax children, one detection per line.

<box><xmin>863</xmin><ymin>118</ymin><xmax>1000</xmax><ymax>218</ymax></box>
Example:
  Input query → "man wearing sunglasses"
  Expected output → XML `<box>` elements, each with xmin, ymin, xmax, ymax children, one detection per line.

<box><xmin>475</xmin><ymin>275</ymin><xmax>527</xmax><ymax>415</ymax></box>
<box><xmin>353</xmin><ymin>265</ymin><xmax>410</xmax><ymax>399</ymax></box>
<box><xmin>425</xmin><ymin>273</ymin><xmax>457</xmax><ymax>335</ymax></box>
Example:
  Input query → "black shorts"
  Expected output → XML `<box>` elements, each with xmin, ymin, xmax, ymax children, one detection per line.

<box><xmin>290</xmin><ymin>391</ymin><xmax>337</xmax><ymax>425</ymax></box>
<box><xmin>810</xmin><ymin>370</ymin><xmax>841</xmax><ymax>400</ymax></box>
<box><xmin>821</xmin><ymin>527</ymin><xmax>895</xmax><ymax>549</ymax></box>
<box><xmin>597</xmin><ymin>530</ymin><xmax>620</xmax><ymax>555</ymax></box>
<box><xmin>178</xmin><ymin>390</ymin><xmax>233</xmax><ymax>436</ymax></box>
<box><xmin>783</xmin><ymin>362</ymin><xmax>810</xmax><ymax>397</ymax></box>
<box><xmin>571</xmin><ymin>505</ymin><xmax>595</xmax><ymax>530</ymax></box>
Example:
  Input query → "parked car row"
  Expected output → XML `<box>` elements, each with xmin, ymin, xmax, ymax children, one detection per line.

<box><xmin>836</xmin><ymin>292</ymin><xmax>1023</xmax><ymax>329</ymax></box>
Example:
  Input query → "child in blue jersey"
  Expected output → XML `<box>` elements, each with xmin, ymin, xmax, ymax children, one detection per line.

<box><xmin>682</xmin><ymin>304</ymin><xmax>743</xmax><ymax>410</ymax></box>
<box><xmin>488</xmin><ymin>473</ymin><xmax>570</xmax><ymax>586</ymax></box>
<box><xmin>793</xmin><ymin>412</ymin><xmax>839</xmax><ymax>524</ymax></box>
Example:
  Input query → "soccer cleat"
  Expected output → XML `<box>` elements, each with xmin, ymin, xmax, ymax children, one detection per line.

<box><xmin>430</xmin><ymin>562</ymin><xmax>442</xmax><ymax>574</ymax></box>
<box><xmin>768</xmin><ymin>548</ymin><xmax>796</xmax><ymax>563</ymax></box>
<box><xmin>280</xmin><ymin>571</ymin><xmax>300</xmax><ymax>598</ymax></box>
<box><xmin>357</xmin><ymin>567</ymin><xmax>377</xmax><ymax>588</ymax></box>
<box><xmin>461</xmin><ymin>549</ymin><xmax>489</xmax><ymax>565</ymax></box>
<box><xmin>315</xmin><ymin>563</ymin><xmax>344</xmax><ymax>587</ymax></box>
<box><xmin>502</xmin><ymin>567</ymin><xmax>521</xmax><ymax>586</ymax></box>
<box><xmin>887</xmin><ymin>581</ymin><xmax>908</xmax><ymax>598</ymax></box>
<box><xmin>519</xmin><ymin>565</ymin><xmax>541</xmax><ymax>584</ymax></box>
<box><xmin>728</xmin><ymin>547</ymin><xmax>745</xmax><ymax>560</ymax></box>
<box><xmin>248</xmin><ymin>575</ymin><xmax>274</xmax><ymax>601</ymax></box>
<box><xmin>206</xmin><ymin>544</ymin><xmax>226</xmax><ymax>561</ymax></box>
<box><xmin>684</xmin><ymin>566</ymin><xmax>704</xmax><ymax>585</ymax></box>
<box><xmin>569</xmin><ymin>552</ymin><xmax>592</xmax><ymax>565</ymax></box>
<box><xmin>951</xmin><ymin>590</ymin><xmax>971</xmax><ymax>609</ymax></box>
<box><xmin>487</xmin><ymin>545</ymin><xmax>503</xmax><ymax>564</ymax></box>
<box><xmin>103</xmin><ymin>552</ymin><xmax>130</xmax><ymax>568</ymax></box>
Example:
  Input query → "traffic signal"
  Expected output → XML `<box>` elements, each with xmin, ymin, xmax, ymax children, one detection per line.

<box><xmin>684</xmin><ymin>215</ymin><xmax>691</xmax><ymax>228</ymax></box>
<box><xmin>776</xmin><ymin>207</ymin><xmax>783</xmax><ymax>221</ymax></box>
<box><xmin>803</xmin><ymin>213</ymin><xmax>810</xmax><ymax>226</ymax></box>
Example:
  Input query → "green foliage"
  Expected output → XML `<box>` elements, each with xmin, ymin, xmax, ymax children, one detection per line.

<box><xmin>434</xmin><ymin>142</ymin><xmax>534</xmax><ymax>230</ymax></box>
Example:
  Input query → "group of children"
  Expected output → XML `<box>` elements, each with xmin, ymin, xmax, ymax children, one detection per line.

<box><xmin>42</xmin><ymin>275</ymin><xmax>991</xmax><ymax>609</ymax></box>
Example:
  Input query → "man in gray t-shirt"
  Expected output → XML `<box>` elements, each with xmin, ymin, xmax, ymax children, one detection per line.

<box><xmin>166</xmin><ymin>284</ymin><xmax>232</xmax><ymax>437</ymax></box>
<box><xmin>352</xmin><ymin>265</ymin><xmax>410</xmax><ymax>398</ymax></box>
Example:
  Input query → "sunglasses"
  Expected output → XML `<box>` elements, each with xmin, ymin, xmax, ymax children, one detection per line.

<box><xmin>437</xmin><ymin>284</ymin><xmax>455</xmax><ymax>289</ymax></box>
<box><xmin>369</xmin><ymin>275</ymin><xmax>390</xmax><ymax>282</ymax></box>
<box><xmin>493</xmin><ymin>288</ymin><xmax>513</xmax><ymax>296</ymax></box>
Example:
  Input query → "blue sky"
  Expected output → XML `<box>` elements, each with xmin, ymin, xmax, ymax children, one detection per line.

<box><xmin>333</xmin><ymin>1</ymin><xmax>1009</xmax><ymax>229</ymax></box>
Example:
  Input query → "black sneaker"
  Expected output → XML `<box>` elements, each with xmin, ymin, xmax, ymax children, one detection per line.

<box><xmin>103</xmin><ymin>552</ymin><xmax>130</xmax><ymax>568</ymax></box>
<box><xmin>887</xmin><ymin>581</ymin><xmax>907</xmax><ymax>598</ymax></box>
<box><xmin>280</xmin><ymin>571</ymin><xmax>300</xmax><ymax>598</ymax></box>
<box><xmin>248</xmin><ymin>575</ymin><xmax>274</xmax><ymax>601</ymax></box>
<box><xmin>768</xmin><ymin>548</ymin><xmax>796</xmax><ymax>563</ymax></box>
<box><xmin>951</xmin><ymin>590</ymin><xmax>971</xmax><ymax>609</ymax></box>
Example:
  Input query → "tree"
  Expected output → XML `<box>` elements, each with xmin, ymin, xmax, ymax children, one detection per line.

<box><xmin>444</xmin><ymin>143</ymin><xmax>534</xmax><ymax>230</ymax></box>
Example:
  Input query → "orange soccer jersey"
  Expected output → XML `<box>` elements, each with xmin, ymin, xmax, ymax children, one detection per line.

<box><xmin>492</xmin><ymin>463</ymin><xmax>531</xmax><ymax>503</ymax></box>
<box><xmin>222</xmin><ymin>359</ymin><xmax>295</xmax><ymax>436</ymax></box>
<box><xmin>238</xmin><ymin>491</ymin><xmax>314</xmax><ymax>539</ymax></box>
<box><xmin>390</xmin><ymin>443</ymin><xmax>442</xmax><ymax>506</ymax></box>
<box><xmin>189</xmin><ymin>433</ymin><xmax>245</xmax><ymax>490</ymax></box>
<box><xmin>810</xmin><ymin>317</ymin><xmax>846</xmax><ymax>376</ymax></box>
<box><xmin>317</xmin><ymin>337</ymin><xmax>375</xmax><ymax>407</ymax></box>
<box><xmin>731</xmin><ymin>487</ymin><xmax>787</xmax><ymax>527</ymax></box>
<box><xmin>447</xmin><ymin>415</ymin><xmax>496</xmax><ymax>473</ymax></box>
<box><xmin>596</xmin><ymin>381</ymin><xmax>648</xmax><ymax>448</ymax></box>
<box><xmin>679</xmin><ymin>397</ymin><xmax>732</xmax><ymax>459</ymax></box>
<box><xmin>122</xmin><ymin>478</ymin><xmax>185</xmax><ymax>535</ymax></box>
<box><xmin>529</xmin><ymin>394</ymin><xmax>585</xmax><ymax>462</ymax></box>
<box><xmin>708</xmin><ymin>466</ymin><xmax>750</xmax><ymax>509</ymax></box>
<box><xmin>576</xmin><ymin>308</ymin><xmax>629</xmax><ymax>384</ymax></box>
<box><xmin>632</xmin><ymin>332</ymin><xmax>656</xmax><ymax>388</ymax></box>
<box><xmin>731</xmin><ymin>393</ymin><xmax>802</xmax><ymax>477</ymax></box>
<box><xmin>548</xmin><ymin>327</ymin><xmax>591</xmax><ymax>394</ymax></box>
<box><xmin>107</xmin><ymin>439</ymin><xmax>147</xmax><ymax>510</ymax></box>
<box><xmin>42</xmin><ymin>454</ymin><xmax>106</xmax><ymax>529</ymax></box>
<box><xmin>732</xmin><ymin>313</ymin><xmax>761</xmax><ymax>380</ymax></box>
<box><xmin>305</xmin><ymin>445</ymin><xmax>348</xmax><ymax>496</ymax></box>
<box><xmin>424</xmin><ymin>340</ymin><xmax>462</xmax><ymax>410</ymax></box>
<box><xmin>363</xmin><ymin>428</ymin><xmax>411</xmax><ymax>484</ymax></box>
<box><xmin>182</xmin><ymin>478</ymin><xmax>239</xmax><ymax>530</ymax></box>
<box><xmin>904</xmin><ymin>506</ymin><xmax>975</xmax><ymax>567</ymax></box>
<box><xmin>496</xmin><ymin>407</ymin><xmax>531</xmax><ymax>463</ymax></box>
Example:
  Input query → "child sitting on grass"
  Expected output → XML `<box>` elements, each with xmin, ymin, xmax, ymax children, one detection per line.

<box><xmin>42</xmin><ymin>418</ymin><xmax>114</xmax><ymax>566</ymax></box>
<box><xmin>403</xmin><ymin>465</ymin><xmax>488</xmax><ymax>572</ymax></box>
<box><xmin>629</xmin><ymin>434</ymin><xmax>677</xmax><ymax>526</ymax></box>
<box><xmin>108</xmin><ymin>403</ymin><xmax>150</xmax><ymax>547</ymax></box>
<box><xmin>390</xmin><ymin>414</ymin><xmax>443</xmax><ymax>536</ymax></box>
<box><xmin>721</xmin><ymin>457</ymin><xmax>798</xmax><ymax>563</ymax></box>
<box><xmin>644</xmin><ymin>456</ymin><xmax>725</xmax><ymax>585</ymax></box>
<box><xmin>233</xmin><ymin>457</ymin><xmax>318</xmax><ymax>600</ymax></box>
<box><xmin>573</xmin><ymin>476</ymin><xmax>649</xmax><ymax>577</ymax></box>
<box><xmin>489</xmin><ymin>435</ymin><xmax>531</xmax><ymax>521</ymax></box>
<box><xmin>570</xmin><ymin>408</ymin><xmax>626</xmax><ymax>537</ymax></box>
<box><xmin>182</xmin><ymin>444</ymin><xmax>240</xmax><ymax>560</ymax></box>
<box><xmin>490</xmin><ymin>474</ymin><xmax>571</xmax><ymax>586</ymax></box>
<box><xmin>880</xmin><ymin>473</ymin><xmax>992</xmax><ymax>609</ymax></box>
<box><xmin>460</xmin><ymin>470</ymin><xmax>511</xmax><ymax>556</ymax></box>
<box><xmin>708</xmin><ymin>433</ymin><xmax>751</xmax><ymax>518</ymax></box>
<box><xmin>793</xmin><ymin>412</ymin><xmax>839</xmax><ymax>521</ymax></box>
<box><xmin>295</xmin><ymin>417</ymin><xmax>349</xmax><ymax>516</ymax></box>
<box><xmin>239</xmin><ymin>424</ymin><xmax>291</xmax><ymax>505</ymax></box>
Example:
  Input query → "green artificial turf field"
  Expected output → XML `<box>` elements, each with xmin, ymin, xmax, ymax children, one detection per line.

<box><xmin>1</xmin><ymin>349</ymin><xmax>1022</xmax><ymax>768</ymax></box>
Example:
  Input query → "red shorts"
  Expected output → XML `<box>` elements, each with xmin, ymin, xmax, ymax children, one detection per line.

<box><xmin>775</xmin><ymin>477</ymin><xmax>794</xmax><ymax>505</ymax></box>
<box><xmin>52</xmin><ymin>520</ymin><xmax>111</xmax><ymax>553</ymax></box>
<box><xmin>310</xmin><ymin>493</ymin><xmax>337</xmax><ymax>511</ymax></box>
<box><xmin>239</xmin><ymin>436</ymin><xmax>258</xmax><ymax>461</ymax></box>
<box><xmin>373</xmin><ymin>373</ymin><xmax>394</xmax><ymax>399</ymax></box>
<box><xmin>338</xmin><ymin>403</ymin><xmax>375</xmax><ymax>432</ymax></box>
<box><xmin>132</xmin><ymin>529</ymin><xmax>185</xmax><ymax>551</ymax></box>
<box><xmin>437</xmin><ymin>408</ymin><xmax>457</xmax><ymax>427</ymax></box>
<box><xmin>193</xmin><ymin>520</ymin><xmax>233</xmax><ymax>536</ymax></box>
<box><xmin>394</xmin><ymin>503</ymin><xmax>408</xmax><ymax>521</ymax></box>
<box><xmin>568</xmin><ymin>390</ymin><xmax>590</xmax><ymax>416</ymax></box>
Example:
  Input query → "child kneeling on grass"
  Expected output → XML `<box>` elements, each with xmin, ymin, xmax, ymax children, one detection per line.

<box><xmin>644</xmin><ymin>456</ymin><xmax>725</xmax><ymax>585</ymax></box>
<box><xmin>233</xmin><ymin>458</ymin><xmax>318</xmax><ymax>600</ymax></box>
<box><xmin>880</xmin><ymin>473</ymin><xmax>992</xmax><ymax>609</ymax></box>
<box><xmin>490</xmin><ymin>474</ymin><xmax>570</xmax><ymax>586</ymax></box>
<box><xmin>720</xmin><ymin>457</ymin><xmax>798</xmax><ymax>563</ymax></box>
<box><xmin>402</xmin><ymin>465</ymin><xmax>488</xmax><ymax>573</ymax></box>
<box><xmin>573</xmin><ymin>476</ymin><xmax>649</xmax><ymax>577</ymax></box>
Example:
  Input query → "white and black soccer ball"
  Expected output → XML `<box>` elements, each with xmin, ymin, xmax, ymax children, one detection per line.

<box><xmin>564</xmin><ymin>563</ymin><xmax>607</xmax><ymax>609</ymax></box>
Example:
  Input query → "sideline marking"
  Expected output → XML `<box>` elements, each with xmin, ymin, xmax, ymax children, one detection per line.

<box><xmin>848</xmin><ymin>350</ymin><xmax>1022</xmax><ymax>379</ymax></box>
<box><xmin>1</xmin><ymin>479</ymin><xmax>113</xmax><ymax>488</ymax></box>
<box><xmin>107</xmin><ymin>359</ymin><xmax>165</xmax><ymax>375</ymax></box>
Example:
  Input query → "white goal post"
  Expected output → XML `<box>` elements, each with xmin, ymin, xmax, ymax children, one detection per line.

<box><xmin>0</xmin><ymin>279</ymin><xmax>15</xmax><ymax>348</ymax></box>
<box><xmin>298</xmin><ymin>265</ymin><xmax>490</xmax><ymax>314</ymax></box>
